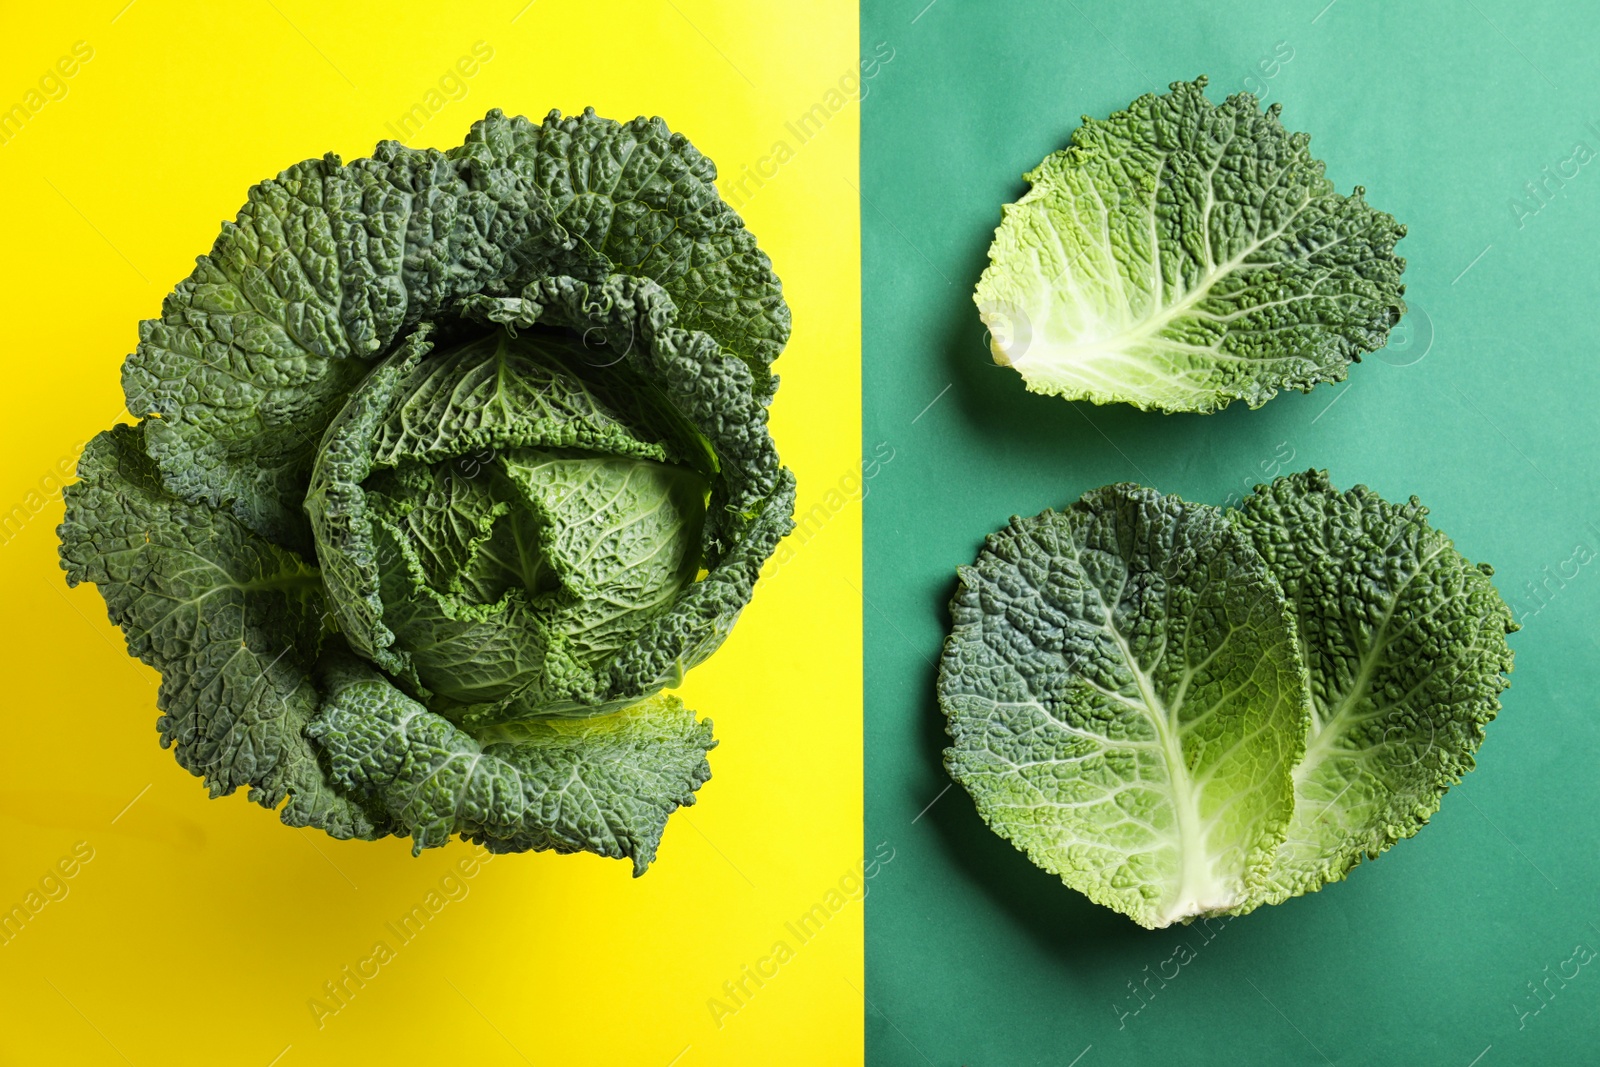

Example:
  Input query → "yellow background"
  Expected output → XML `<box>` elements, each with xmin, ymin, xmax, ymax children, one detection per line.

<box><xmin>0</xmin><ymin>2</ymin><xmax>861</xmax><ymax>1064</ymax></box>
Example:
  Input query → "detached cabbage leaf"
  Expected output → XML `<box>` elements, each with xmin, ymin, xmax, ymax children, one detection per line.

<box><xmin>939</xmin><ymin>485</ymin><xmax>1310</xmax><ymax>928</ymax></box>
<box><xmin>60</xmin><ymin>109</ymin><xmax>795</xmax><ymax>872</ymax></box>
<box><xmin>974</xmin><ymin>77</ymin><xmax>1407</xmax><ymax>413</ymax></box>
<box><xmin>1233</xmin><ymin>470</ymin><xmax>1517</xmax><ymax>904</ymax></box>
<box><xmin>939</xmin><ymin>474</ymin><xmax>1515</xmax><ymax>927</ymax></box>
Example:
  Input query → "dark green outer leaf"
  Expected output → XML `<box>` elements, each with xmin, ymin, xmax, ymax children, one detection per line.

<box><xmin>306</xmin><ymin>659</ymin><xmax>714</xmax><ymax>874</ymax></box>
<box><xmin>58</xmin><ymin>424</ymin><xmax>390</xmax><ymax>840</ymax></box>
<box><xmin>456</xmin><ymin>109</ymin><xmax>790</xmax><ymax>390</ymax></box>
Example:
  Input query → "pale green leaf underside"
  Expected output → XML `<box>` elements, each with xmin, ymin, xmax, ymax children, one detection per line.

<box><xmin>939</xmin><ymin>485</ymin><xmax>1309</xmax><ymax>928</ymax></box>
<box><xmin>974</xmin><ymin>77</ymin><xmax>1407</xmax><ymax>414</ymax></box>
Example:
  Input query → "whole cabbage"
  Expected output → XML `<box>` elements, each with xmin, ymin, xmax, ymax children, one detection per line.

<box><xmin>59</xmin><ymin>109</ymin><xmax>794</xmax><ymax>873</ymax></box>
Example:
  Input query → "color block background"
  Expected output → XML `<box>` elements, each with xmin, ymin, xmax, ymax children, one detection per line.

<box><xmin>0</xmin><ymin>3</ymin><xmax>860</xmax><ymax>1064</ymax></box>
<box><xmin>863</xmin><ymin>0</ymin><xmax>1600</xmax><ymax>1064</ymax></box>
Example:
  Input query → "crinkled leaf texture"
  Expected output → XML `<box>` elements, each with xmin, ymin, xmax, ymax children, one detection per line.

<box><xmin>939</xmin><ymin>484</ymin><xmax>1310</xmax><ymax>928</ymax></box>
<box><xmin>59</xmin><ymin>109</ymin><xmax>794</xmax><ymax>872</ymax></box>
<box><xmin>57</xmin><ymin>424</ymin><xmax>389</xmax><ymax>840</ymax></box>
<box><xmin>939</xmin><ymin>474</ymin><xmax>1515</xmax><ymax>928</ymax></box>
<box><xmin>307</xmin><ymin>660</ymin><xmax>713</xmax><ymax>873</ymax></box>
<box><xmin>1232</xmin><ymin>470</ymin><xmax>1518</xmax><ymax>903</ymax></box>
<box><xmin>974</xmin><ymin>77</ymin><xmax>1407</xmax><ymax>414</ymax></box>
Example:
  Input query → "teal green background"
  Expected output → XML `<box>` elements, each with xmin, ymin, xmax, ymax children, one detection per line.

<box><xmin>862</xmin><ymin>1</ymin><xmax>1600</xmax><ymax>1063</ymax></box>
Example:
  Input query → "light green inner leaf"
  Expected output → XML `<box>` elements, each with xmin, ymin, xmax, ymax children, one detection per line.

<box><xmin>974</xmin><ymin>77</ymin><xmax>1406</xmax><ymax>414</ymax></box>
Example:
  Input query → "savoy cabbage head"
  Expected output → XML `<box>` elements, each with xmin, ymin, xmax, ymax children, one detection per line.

<box><xmin>974</xmin><ymin>78</ymin><xmax>1408</xmax><ymax>414</ymax></box>
<box><xmin>939</xmin><ymin>473</ymin><xmax>1515</xmax><ymax>927</ymax></box>
<box><xmin>59</xmin><ymin>109</ymin><xmax>795</xmax><ymax>873</ymax></box>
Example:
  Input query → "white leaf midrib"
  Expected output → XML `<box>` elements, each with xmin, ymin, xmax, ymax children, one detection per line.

<box><xmin>1079</xmin><ymin>556</ymin><xmax>1247</xmax><ymax>926</ymax></box>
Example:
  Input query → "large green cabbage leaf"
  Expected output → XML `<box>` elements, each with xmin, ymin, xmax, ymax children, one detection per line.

<box><xmin>307</xmin><ymin>660</ymin><xmax>714</xmax><ymax>870</ymax></box>
<box><xmin>1232</xmin><ymin>470</ymin><xmax>1518</xmax><ymax>904</ymax></box>
<box><xmin>974</xmin><ymin>78</ymin><xmax>1407</xmax><ymax>414</ymax></box>
<box><xmin>939</xmin><ymin>474</ymin><xmax>1516</xmax><ymax>927</ymax></box>
<box><xmin>60</xmin><ymin>110</ymin><xmax>794</xmax><ymax>872</ymax></box>
<box><xmin>939</xmin><ymin>485</ymin><xmax>1310</xmax><ymax>928</ymax></box>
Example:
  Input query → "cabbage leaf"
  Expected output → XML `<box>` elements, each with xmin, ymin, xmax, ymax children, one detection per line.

<box><xmin>1233</xmin><ymin>471</ymin><xmax>1518</xmax><ymax>904</ymax></box>
<box><xmin>939</xmin><ymin>474</ymin><xmax>1516</xmax><ymax>927</ymax></box>
<box><xmin>974</xmin><ymin>78</ymin><xmax>1407</xmax><ymax>413</ymax></box>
